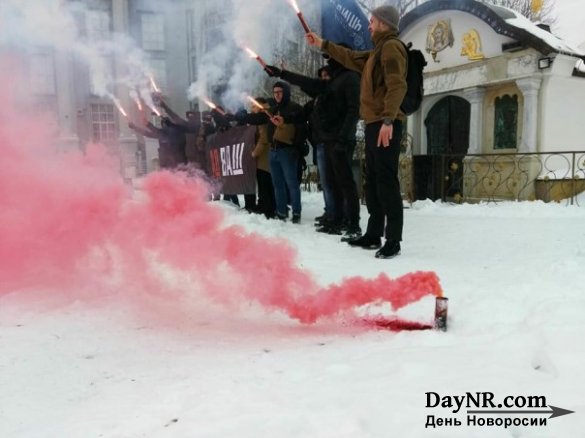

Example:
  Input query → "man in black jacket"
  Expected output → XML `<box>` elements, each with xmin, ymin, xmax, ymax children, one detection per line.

<box><xmin>129</xmin><ymin>117</ymin><xmax>187</xmax><ymax>169</ymax></box>
<box><xmin>265</xmin><ymin>51</ymin><xmax>361</xmax><ymax>240</ymax></box>
<box><xmin>234</xmin><ymin>82</ymin><xmax>305</xmax><ymax>223</ymax></box>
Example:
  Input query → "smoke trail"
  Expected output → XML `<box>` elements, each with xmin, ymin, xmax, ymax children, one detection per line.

<box><xmin>187</xmin><ymin>0</ymin><xmax>306</xmax><ymax>109</ymax></box>
<box><xmin>0</xmin><ymin>0</ymin><xmax>154</xmax><ymax>98</ymax></box>
<box><xmin>0</xmin><ymin>62</ymin><xmax>441</xmax><ymax>326</ymax></box>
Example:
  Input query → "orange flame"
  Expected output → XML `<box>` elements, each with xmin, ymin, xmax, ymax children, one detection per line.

<box><xmin>246</xmin><ymin>95</ymin><xmax>264</xmax><ymax>110</ymax></box>
<box><xmin>112</xmin><ymin>97</ymin><xmax>128</xmax><ymax>118</ymax></box>
<box><xmin>133</xmin><ymin>96</ymin><xmax>142</xmax><ymax>111</ymax></box>
<box><xmin>149</xmin><ymin>75</ymin><xmax>160</xmax><ymax>93</ymax></box>
<box><xmin>244</xmin><ymin>47</ymin><xmax>258</xmax><ymax>58</ymax></box>
<box><xmin>288</xmin><ymin>0</ymin><xmax>300</xmax><ymax>14</ymax></box>
<box><xmin>244</xmin><ymin>47</ymin><xmax>268</xmax><ymax>68</ymax></box>
<box><xmin>203</xmin><ymin>98</ymin><xmax>226</xmax><ymax>116</ymax></box>
<box><xmin>246</xmin><ymin>95</ymin><xmax>272</xmax><ymax>118</ymax></box>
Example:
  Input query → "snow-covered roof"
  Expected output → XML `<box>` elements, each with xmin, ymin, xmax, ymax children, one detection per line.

<box><xmin>400</xmin><ymin>0</ymin><xmax>585</xmax><ymax>61</ymax></box>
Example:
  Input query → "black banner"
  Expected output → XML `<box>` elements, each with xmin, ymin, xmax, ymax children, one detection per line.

<box><xmin>205</xmin><ymin>125</ymin><xmax>257</xmax><ymax>195</ymax></box>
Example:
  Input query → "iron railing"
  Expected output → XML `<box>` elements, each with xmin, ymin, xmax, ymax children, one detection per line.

<box><xmin>397</xmin><ymin>150</ymin><xmax>585</xmax><ymax>206</ymax></box>
<box><xmin>301</xmin><ymin>140</ymin><xmax>585</xmax><ymax>206</ymax></box>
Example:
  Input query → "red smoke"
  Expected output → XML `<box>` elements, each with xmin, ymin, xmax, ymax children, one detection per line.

<box><xmin>0</xmin><ymin>65</ymin><xmax>442</xmax><ymax>326</ymax></box>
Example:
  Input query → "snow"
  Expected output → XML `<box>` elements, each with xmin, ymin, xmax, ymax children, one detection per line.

<box><xmin>2</xmin><ymin>192</ymin><xmax>585</xmax><ymax>437</ymax></box>
<box><xmin>504</xmin><ymin>11</ymin><xmax>585</xmax><ymax>58</ymax></box>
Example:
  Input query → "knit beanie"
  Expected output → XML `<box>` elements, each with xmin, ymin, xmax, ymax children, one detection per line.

<box><xmin>371</xmin><ymin>4</ymin><xmax>400</xmax><ymax>32</ymax></box>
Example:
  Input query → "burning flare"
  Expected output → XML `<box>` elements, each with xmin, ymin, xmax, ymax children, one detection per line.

<box><xmin>288</xmin><ymin>0</ymin><xmax>300</xmax><ymax>13</ymax></box>
<box><xmin>129</xmin><ymin>90</ymin><xmax>142</xmax><ymax>111</ymax></box>
<box><xmin>149</xmin><ymin>75</ymin><xmax>160</xmax><ymax>93</ymax></box>
<box><xmin>110</xmin><ymin>96</ymin><xmax>127</xmax><ymax>118</ymax></box>
<box><xmin>244</xmin><ymin>46</ymin><xmax>268</xmax><ymax>69</ymax></box>
<box><xmin>246</xmin><ymin>95</ymin><xmax>272</xmax><ymax>117</ymax></box>
<box><xmin>288</xmin><ymin>0</ymin><xmax>311</xmax><ymax>33</ymax></box>
<box><xmin>202</xmin><ymin>98</ymin><xmax>226</xmax><ymax>116</ymax></box>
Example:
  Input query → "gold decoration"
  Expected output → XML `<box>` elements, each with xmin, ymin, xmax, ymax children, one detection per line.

<box><xmin>461</xmin><ymin>29</ymin><xmax>485</xmax><ymax>61</ymax></box>
<box><xmin>531</xmin><ymin>0</ymin><xmax>544</xmax><ymax>15</ymax></box>
<box><xmin>426</xmin><ymin>19</ymin><xmax>454</xmax><ymax>63</ymax></box>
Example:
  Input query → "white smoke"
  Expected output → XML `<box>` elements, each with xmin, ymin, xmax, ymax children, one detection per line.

<box><xmin>187</xmin><ymin>0</ymin><xmax>303</xmax><ymax>111</ymax></box>
<box><xmin>0</xmin><ymin>0</ymin><xmax>154</xmax><ymax>100</ymax></box>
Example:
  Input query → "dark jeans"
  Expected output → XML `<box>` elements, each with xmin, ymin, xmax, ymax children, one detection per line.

<box><xmin>270</xmin><ymin>147</ymin><xmax>301</xmax><ymax>217</ymax></box>
<box><xmin>316</xmin><ymin>143</ymin><xmax>336</xmax><ymax>219</ymax></box>
<box><xmin>325</xmin><ymin>142</ymin><xmax>360</xmax><ymax>228</ymax></box>
<box><xmin>364</xmin><ymin>120</ymin><xmax>403</xmax><ymax>241</ymax></box>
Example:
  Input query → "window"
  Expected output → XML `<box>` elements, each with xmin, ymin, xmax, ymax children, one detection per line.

<box><xmin>90</xmin><ymin>56</ymin><xmax>114</xmax><ymax>96</ymax></box>
<box><xmin>140</xmin><ymin>13</ymin><xmax>165</xmax><ymax>51</ymax></box>
<box><xmin>90</xmin><ymin>103</ymin><xmax>117</xmax><ymax>143</ymax></box>
<box><xmin>149</xmin><ymin>58</ymin><xmax>167</xmax><ymax>91</ymax></box>
<box><xmin>30</xmin><ymin>53</ymin><xmax>56</xmax><ymax>95</ymax></box>
<box><xmin>493</xmin><ymin>94</ymin><xmax>518</xmax><ymax>150</ymax></box>
<box><xmin>86</xmin><ymin>10</ymin><xmax>110</xmax><ymax>43</ymax></box>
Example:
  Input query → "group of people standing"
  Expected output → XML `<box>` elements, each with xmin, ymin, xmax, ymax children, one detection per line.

<box><xmin>130</xmin><ymin>4</ymin><xmax>407</xmax><ymax>259</ymax></box>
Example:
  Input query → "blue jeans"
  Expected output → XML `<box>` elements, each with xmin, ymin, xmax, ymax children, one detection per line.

<box><xmin>270</xmin><ymin>147</ymin><xmax>301</xmax><ymax>217</ymax></box>
<box><xmin>316</xmin><ymin>143</ymin><xmax>336</xmax><ymax>219</ymax></box>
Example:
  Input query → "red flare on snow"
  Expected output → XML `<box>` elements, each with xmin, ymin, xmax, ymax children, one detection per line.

<box><xmin>0</xmin><ymin>59</ymin><xmax>442</xmax><ymax>328</ymax></box>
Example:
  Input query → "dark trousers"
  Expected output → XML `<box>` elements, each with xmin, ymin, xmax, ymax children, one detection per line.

<box><xmin>223</xmin><ymin>194</ymin><xmax>240</xmax><ymax>206</ymax></box>
<box><xmin>244</xmin><ymin>169</ymin><xmax>275</xmax><ymax>219</ymax></box>
<box><xmin>364</xmin><ymin>120</ymin><xmax>403</xmax><ymax>241</ymax></box>
<box><xmin>325</xmin><ymin>142</ymin><xmax>360</xmax><ymax>228</ymax></box>
<box><xmin>257</xmin><ymin>169</ymin><xmax>275</xmax><ymax>218</ymax></box>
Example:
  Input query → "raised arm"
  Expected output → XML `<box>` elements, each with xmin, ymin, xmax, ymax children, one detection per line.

<box><xmin>305</xmin><ymin>32</ymin><xmax>370</xmax><ymax>73</ymax></box>
<box><xmin>159</xmin><ymin>100</ymin><xmax>187</xmax><ymax>126</ymax></box>
<box><xmin>264</xmin><ymin>65</ymin><xmax>326</xmax><ymax>99</ymax></box>
<box><xmin>129</xmin><ymin>121</ymin><xmax>163</xmax><ymax>139</ymax></box>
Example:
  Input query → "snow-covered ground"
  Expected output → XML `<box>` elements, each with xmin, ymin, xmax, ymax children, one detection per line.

<box><xmin>1</xmin><ymin>193</ymin><xmax>584</xmax><ymax>438</ymax></box>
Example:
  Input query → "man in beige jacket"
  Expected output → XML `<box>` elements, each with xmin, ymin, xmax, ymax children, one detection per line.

<box><xmin>306</xmin><ymin>4</ymin><xmax>407</xmax><ymax>259</ymax></box>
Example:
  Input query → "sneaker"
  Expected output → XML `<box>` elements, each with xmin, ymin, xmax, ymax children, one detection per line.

<box><xmin>340</xmin><ymin>227</ymin><xmax>362</xmax><ymax>242</ymax></box>
<box><xmin>375</xmin><ymin>240</ymin><xmax>401</xmax><ymax>259</ymax></box>
<box><xmin>347</xmin><ymin>234</ymin><xmax>381</xmax><ymax>249</ymax></box>
<box><xmin>292</xmin><ymin>214</ymin><xmax>301</xmax><ymax>224</ymax></box>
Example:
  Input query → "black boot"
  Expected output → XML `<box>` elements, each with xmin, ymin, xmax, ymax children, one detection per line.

<box><xmin>347</xmin><ymin>234</ymin><xmax>381</xmax><ymax>249</ymax></box>
<box><xmin>375</xmin><ymin>240</ymin><xmax>401</xmax><ymax>259</ymax></box>
<box><xmin>340</xmin><ymin>227</ymin><xmax>362</xmax><ymax>242</ymax></box>
<box><xmin>316</xmin><ymin>221</ymin><xmax>343</xmax><ymax>235</ymax></box>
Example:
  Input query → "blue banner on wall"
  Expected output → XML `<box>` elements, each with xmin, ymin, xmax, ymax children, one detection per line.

<box><xmin>321</xmin><ymin>0</ymin><xmax>373</xmax><ymax>51</ymax></box>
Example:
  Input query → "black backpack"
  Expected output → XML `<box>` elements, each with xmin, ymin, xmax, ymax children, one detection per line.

<box><xmin>374</xmin><ymin>39</ymin><xmax>427</xmax><ymax>115</ymax></box>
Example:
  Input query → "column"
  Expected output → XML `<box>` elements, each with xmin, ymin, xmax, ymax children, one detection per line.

<box><xmin>516</xmin><ymin>77</ymin><xmax>542</xmax><ymax>154</ymax></box>
<box><xmin>112</xmin><ymin>0</ymin><xmax>139</xmax><ymax>180</ymax></box>
<box><xmin>54</xmin><ymin>49</ymin><xmax>80</xmax><ymax>152</ymax></box>
<box><xmin>463</xmin><ymin>87</ymin><xmax>486</xmax><ymax>155</ymax></box>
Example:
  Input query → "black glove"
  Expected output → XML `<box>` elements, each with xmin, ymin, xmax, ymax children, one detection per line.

<box><xmin>211</xmin><ymin>111</ymin><xmax>229</xmax><ymax>129</ymax></box>
<box><xmin>234</xmin><ymin>109</ymin><xmax>249</xmax><ymax>123</ymax></box>
<box><xmin>264</xmin><ymin>65</ymin><xmax>282</xmax><ymax>78</ymax></box>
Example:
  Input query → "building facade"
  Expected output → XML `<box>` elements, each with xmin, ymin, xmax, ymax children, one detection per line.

<box><xmin>399</xmin><ymin>0</ymin><xmax>585</xmax><ymax>201</ymax></box>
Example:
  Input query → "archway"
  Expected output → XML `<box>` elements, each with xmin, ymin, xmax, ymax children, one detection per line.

<box><xmin>414</xmin><ymin>96</ymin><xmax>471</xmax><ymax>200</ymax></box>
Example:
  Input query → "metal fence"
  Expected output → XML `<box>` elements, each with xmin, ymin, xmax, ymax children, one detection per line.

<box><xmin>302</xmin><ymin>145</ymin><xmax>585</xmax><ymax>207</ymax></box>
<box><xmin>398</xmin><ymin>150</ymin><xmax>585</xmax><ymax>206</ymax></box>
